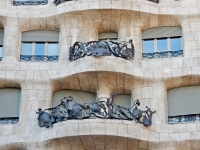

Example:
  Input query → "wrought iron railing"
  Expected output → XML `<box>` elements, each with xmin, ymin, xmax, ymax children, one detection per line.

<box><xmin>0</xmin><ymin>118</ymin><xmax>19</xmax><ymax>125</ymax></box>
<box><xmin>148</xmin><ymin>0</ymin><xmax>159</xmax><ymax>3</ymax></box>
<box><xmin>53</xmin><ymin>0</ymin><xmax>72</xmax><ymax>5</ymax></box>
<box><xmin>36</xmin><ymin>94</ymin><xmax>156</xmax><ymax>128</ymax></box>
<box><xmin>13</xmin><ymin>0</ymin><xmax>48</xmax><ymax>6</ymax></box>
<box><xmin>20</xmin><ymin>55</ymin><xmax>58</xmax><ymax>62</ymax></box>
<box><xmin>69</xmin><ymin>40</ymin><xmax>134</xmax><ymax>61</ymax></box>
<box><xmin>142</xmin><ymin>50</ymin><xmax>183</xmax><ymax>59</ymax></box>
<box><xmin>168</xmin><ymin>114</ymin><xmax>199</xmax><ymax>124</ymax></box>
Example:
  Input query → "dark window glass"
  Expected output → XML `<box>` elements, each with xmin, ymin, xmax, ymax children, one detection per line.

<box><xmin>22</xmin><ymin>43</ymin><xmax>32</xmax><ymax>55</ymax></box>
<box><xmin>170</xmin><ymin>37</ymin><xmax>181</xmax><ymax>51</ymax></box>
<box><xmin>143</xmin><ymin>39</ymin><xmax>154</xmax><ymax>53</ymax></box>
<box><xmin>157</xmin><ymin>38</ymin><xmax>167</xmax><ymax>51</ymax></box>
<box><xmin>35</xmin><ymin>42</ymin><xmax>45</xmax><ymax>55</ymax></box>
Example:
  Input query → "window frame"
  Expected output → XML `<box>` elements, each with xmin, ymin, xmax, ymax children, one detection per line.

<box><xmin>20</xmin><ymin>42</ymin><xmax>59</xmax><ymax>62</ymax></box>
<box><xmin>142</xmin><ymin>36</ymin><xmax>183</xmax><ymax>54</ymax></box>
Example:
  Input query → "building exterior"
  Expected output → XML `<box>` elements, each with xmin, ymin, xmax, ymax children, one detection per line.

<box><xmin>0</xmin><ymin>0</ymin><xmax>200</xmax><ymax>149</ymax></box>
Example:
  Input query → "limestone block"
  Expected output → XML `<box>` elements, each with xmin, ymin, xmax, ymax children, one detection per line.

<box><xmin>0</xmin><ymin>125</ymin><xmax>12</xmax><ymax>136</ymax></box>
<box><xmin>127</xmin><ymin>125</ymin><xmax>140</xmax><ymax>139</ymax></box>
<box><xmin>79</xmin><ymin>123</ymin><xmax>91</xmax><ymax>136</ymax></box>
<box><xmin>106</xmin><ymin>124</ymin><xmax>118</xmax><ymax>136</ymax></box>
<box><xmin>185</xmin><ymin>123</ymin><xmax>196</xmax><ymax>132</ymax></box>
<box><xmin>190</xmin><ymin>132</ymin><xmax>200</xmax><ymax>140</ymax></box>
<box><xmin>90</xmin><ymin>123</ymin><xmax>105</xmax><ymax>135</ymax></box>
<box><xmin>117</xmin><ymin>124</ymin><xmax>127</xmax><ymax>137</ymax></box>
<box><xmin>66</xmin><ymin>123</ymin><xmax>78</xmax><ymax>136</ymax></box>
<box><xmin>171</xmin><ymin>68</ymin><xmax>182</xmax><ymax>77</ymax></box>
<box><xmin>12</xmin><ymin>123</ymin><xmax>31</xmax><ymax>135</ymax></box>
<box><xmin>141</xmin><ymin>87</ymin><xmax>153</xmax><ymax>99</ymax></box>
<box><xmin>161</xmin><ymin>124</ymin><xmax>174</xmax><ymax>133</ymax></box>
<box><xmin>7</xmin><ymin>135</ymin><xmax>20</xmax><ymax>144</ymax></box>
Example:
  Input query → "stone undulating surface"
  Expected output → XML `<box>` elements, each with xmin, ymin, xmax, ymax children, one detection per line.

<box><xmin>0</xmin><ymin>0</ymin><xmax>200</xmax><ymax>150</ymax></box>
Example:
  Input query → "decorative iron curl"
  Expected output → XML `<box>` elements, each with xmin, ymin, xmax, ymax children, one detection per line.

<box><xmin>69</xmin><ymin>40</ymin><xmax>134</xmax><ymax>61</ymax></box>
<box><xmin>36</xmin><ymin>93</ymin><xmax>155</xmax><ymax>128</ymax></box>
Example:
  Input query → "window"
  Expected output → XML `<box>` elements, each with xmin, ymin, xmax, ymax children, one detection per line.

<box><xmin>142</xmin><ymin>27</ymin><xmax>183</xmax><ymax>59</ymax></box>
<box><xmin>52</xmin><ymin>90</ymin><xmax>96</xmax><ymax>107</ymax></box>
<box><xmin>0</xmin><ymin>88</ymin><xmax>21</xmax><ymax>125</ymax></box>
<box><xmin>167</xmin><ymin>86</ymin><xmax>200</xmax><ymax>124</ymax></box>
<box><xmin>13</xmin><ymin>0</ymin><xmax>48</xmax><ymax>6</ymax></box>
<box><xmin>98</xmin><ymin>32</ymin><xmax>118</xmax><ymax>42</ymax></box>
<box><xmin>21</xmin><ymin>30</ymin><xmax>59</xmax><ymax>62</ymax></box>
<box><xmin>113</xmin><ymin>94</ymin><xmax>132</xmax><ymax>108</ymax></box>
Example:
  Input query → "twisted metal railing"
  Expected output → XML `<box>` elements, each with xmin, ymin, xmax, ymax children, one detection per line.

<box><xmin>69</xmin><ymin>40</ymin><xmax>134</xmax><ymax>61</ymax></box>
<box><xmin>20</xmin><ymin>55</ymin><xmax>58</xmax><ymax>62</ymax></box>
<box><xmin>36</xmin><ymin>94</ymin><xmax>155</xmax><ymax>128</ymax></box>
<box><xmin>0</xmin><ymin>118</ymin><xmax>19</xmax><ymax>125</ymax></box>
<box><xmin>142</xmin><ymin>50</ymin><xmax>183</xmax><ymax>59</ymax></box>
<box><xmin>13</xmin><ymin>0</ymin><xmax>48</xmax><ymax>6</ymax></box>
<box><xmin>148</xmin><ymin>0</ymin><xmax>159</xmax><ymax>3</ymax></box>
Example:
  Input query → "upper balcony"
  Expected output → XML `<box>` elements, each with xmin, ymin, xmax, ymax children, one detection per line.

<box><xmin>1</xmin><ymin>0</ymin><xmax>196</xmax><ymax>18</ymax></box>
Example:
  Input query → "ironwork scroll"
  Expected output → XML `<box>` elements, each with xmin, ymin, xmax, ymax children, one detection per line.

<box><xmin>36</xmin><ymin>94</ymin><xmax>155</xmax><ymax>128</ymax></box>
<box><xmin>69</xmin><ymin>40</ymin><xmax>134</xmax><ymax>61</ymax></box>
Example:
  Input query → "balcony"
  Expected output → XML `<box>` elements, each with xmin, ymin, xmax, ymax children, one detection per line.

<box><xmin>142</xmin><ymin>50</ymin><xmax>183</xmax><ymax>59</ymax></box>
<box><xmin>20</xmin><ymin>55</ymin><xmax>58</xmax><ymax>62</ymax></box>
<box><xmin>13</xmin><ymin>0</ymin><xmax>48</xmax><ymax>6</ymax></box>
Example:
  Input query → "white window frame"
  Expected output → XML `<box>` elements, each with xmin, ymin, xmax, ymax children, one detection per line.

<box><xmin>142</xmin><ymin>36</ymin><xmax>182</xmax><ymax>53</ymax></box>
<box><xmin>21</xmin><ymin>42</ymin><xmax>59</xmax><ymax>56</ymax></box>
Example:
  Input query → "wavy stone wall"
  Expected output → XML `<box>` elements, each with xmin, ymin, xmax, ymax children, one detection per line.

<box><xmin>0</xmin><ymin>0</ymin><xmax>200</xmax><ymax>149</ymax></box>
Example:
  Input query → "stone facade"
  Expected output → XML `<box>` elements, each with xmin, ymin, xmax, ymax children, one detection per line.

<box><xmin>0</xmin><ymin>0</ymin><xmax>200</xmax><ymax>149</ymax></box>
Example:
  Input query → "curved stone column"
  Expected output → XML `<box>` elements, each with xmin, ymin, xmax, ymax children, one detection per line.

<box><xmin>2</xmin><ymin>17</ymin><xmax>20</xmax><ymax>63</ymax></box>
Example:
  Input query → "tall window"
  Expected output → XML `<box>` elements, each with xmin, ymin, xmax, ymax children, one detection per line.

<box><xmin>142</xmin><ymin>27</ymin><xmax>183</xmax><ymax>59</ymax></box>
<box><xmin>167</xmin><ymin>86</ymin><xmax>200</xmax><ymax>124</ymax></box>
<box><xmin>0</xmin><ymin>88</ymin><xmax>21</xmax><ymax>125</ymax></box>
<box><xmin>21</xmin><ymin>30</ymin><xmax>59</xmax><ymax>62</ymax></box>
